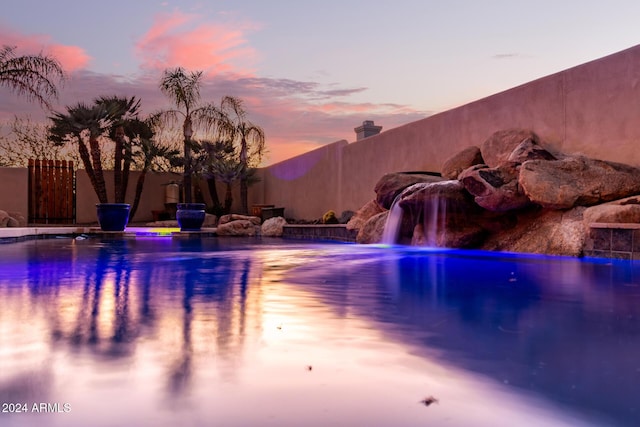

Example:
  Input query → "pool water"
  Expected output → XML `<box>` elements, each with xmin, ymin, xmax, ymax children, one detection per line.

<box><xmin>0</xmin><ymin>237</ymin><xmax>639</xmax><ymax>426</ymax></box>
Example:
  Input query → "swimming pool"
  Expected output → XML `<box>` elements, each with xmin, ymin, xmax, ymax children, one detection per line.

<box><xmin>0</xmin><ymin>236</ymin><xmax>638</xmax><ymax>426</ymax></box>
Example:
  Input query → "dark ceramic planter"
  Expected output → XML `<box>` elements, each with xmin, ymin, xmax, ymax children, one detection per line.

<box><xmin>176</xmin><ymin>203</ymin><xmax>206</xmax><ymax>231</ymax></box>
<box><xmin>96</xmin><ymin>203</ymin><xmax>131</xmax><ymax>231</ymax></box>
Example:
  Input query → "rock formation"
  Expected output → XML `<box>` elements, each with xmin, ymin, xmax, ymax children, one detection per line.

<box><xmin>349</xmin><ymin>128</ymin><xmax>640</xmax><ymax>256</ymax></box>
<box><xmin>374</xmin><ymin>172</ymin><xmax>443</xmax><ymax>209</ymax></box>
<box><xmin>441</xmin><ymin>146</ymin><xmax>484</xmax><ymax>180</ymax></box>
<box><xmin>262</xmin><ymin>217</ymin><xmax>287</xmax><ymax>237</ymax></box>
<box><xmin>0</xmin><ymin>210</ymin><xmax>26</xmax><ymax>227</ymax></box>
<box><xmin>216</xmin><ymin>214</ymin><xmax>262</xmax><ymax>236</ymax></box>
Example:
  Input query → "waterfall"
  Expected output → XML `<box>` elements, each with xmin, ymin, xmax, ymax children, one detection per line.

<box><xmin>421</xmin><ymin>190</ymin><xmax>447</xmax><ymax>247</ymax></box>
<box><xmin>381</xmin><ymin>197</ymin><xmax>404</xmax><ymax>244</ymax></box>
<box><xmin>380</xmin><ymin>180</ymin><xmax>459</xmax><ymax>247</ymax></box>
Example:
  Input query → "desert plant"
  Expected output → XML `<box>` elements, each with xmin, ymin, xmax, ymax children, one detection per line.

<box><xmin>153</xmin><ymin>67</ymin><xmax>225</xmax><ymax>203</ymax></box>
<box><xmin>216</xmin><ymin>96</ymin><xmax>265</xmax><ymax>214</ymax></box>
<box><xmin>0</xmin><ymin>45</ymin><xmax>65</xmax><ymax>110</ymax></box>
<box><xmin>48</xmin><ymin>96</ymin><xmax>142</xmax><ymax>204</ymax></box>
<box><xmin>128</xmin><ymin>133</ymin><xmax>180</xmax><ymax>220</ymax></box>
<box><xmin>322</xmin><ymin>210</ymin><xmax>339</xmax><ymax>224</ymax></box>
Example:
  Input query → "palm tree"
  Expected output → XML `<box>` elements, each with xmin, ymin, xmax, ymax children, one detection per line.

<box><xmin>129</xmin><ymin>132</ymin><xmax>180</xmax><ymax>220</ymax></box>
<box><xmin>0</xmin><ymin>45</ymin><xmax>65</xmax><ymax>110</ymax></box>
<box><xmin>218</xmin><ymin>96</ymin><xmax>265</xmax><ymax>214</ymax></box>
<box><xmin>202</xmin><ymin>139</ymin><xmax>237</xmax><ymax>214</ymax></box>
<box><xmin>101</xmin><ymin>96</ymin><xmax>142</xmax><ymax>203</ymax></box>
<box><xmin>154</xmin><ymin>67</ymin><xmax>224</xmax><ymax>203</ymax></box>
<box><xmin>49</xmin><ymin>96</ymin><xmax>141</xmax><ymax>203</ymax></box>
<box><xmin>209</xmin><ymin>155</ymin><xmax>244</xmax><ymax>214</ymax></box>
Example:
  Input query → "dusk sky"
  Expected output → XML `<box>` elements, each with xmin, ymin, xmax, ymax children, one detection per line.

<box><xmin>2</xmin><ymin>0</ymin><xmax>640</xmax><ymax>165</ymax></box>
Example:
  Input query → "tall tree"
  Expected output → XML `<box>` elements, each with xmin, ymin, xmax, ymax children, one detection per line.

<box><xmin>49</xmin><ymin>96</ymin><xmax>141</xmax><ymax>203</ymax></box>
<box><xmin>129</xmin><ymin>131</ymin><xmax>180</xmax><ymax>220</ymax></box>
<box><xmin>154</xmin><ymin>68</ymin><xmax>223</xmax><ymax>203</ymax></box>
<box><xmin>100</xmin><ymin>96</ymin><xmax>142</xmax><ymax>203</ymax></box>
<box><xmin>218</xmin><ymin>96</ymin><xmax>265</xmax><ymax>214</ymax></box>
<box><xmin>202</xmin><ymin>139</ymin><xmax>237</xmax><ymax>214</ymax></box>
<box><xmin>0</xmin><ymin>45</ymin><xmax>65</xmax><ymax>110</ymax></box>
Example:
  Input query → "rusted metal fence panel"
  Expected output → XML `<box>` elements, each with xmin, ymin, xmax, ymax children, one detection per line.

<box><xmin>28</xmin><ymin>159</ymin><xmax>75</xmax><ymax>224</ymax></box>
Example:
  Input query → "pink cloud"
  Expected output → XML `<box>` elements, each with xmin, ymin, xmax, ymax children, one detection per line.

<box><xmin>0</xmin><ymin>50</ymin><xmax>426</xmax><ymax>167</ymax></box>
<box><xmin>0</xmin><ymin>26</ymin><xmax>90</xmax><ymax>73</ymax></box>
<box><xmin>135</xmin><ymin>11</ymin><xmax>259</xmax><ymax>76</ymax></box>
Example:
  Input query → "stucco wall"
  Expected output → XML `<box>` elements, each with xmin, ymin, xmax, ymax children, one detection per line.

<box><xmin>0</xmin><ymin>165</ymin><xmax>244</xmax><ymax>225</ymax></box>
<box><xmin>255</xmin><ymin>140</ymin><xmax>348</xmax><ymax>219</ymax></box>
<box><xmin>76</xmin><ymin>171</ymin><xmax>243</xmax><ymax>224</ymax></box>
<box><xmin>254</xmin><ymin>44</ymin><xmax>640</xmax><ymax>220</ymax></box>
<box><xmin>5</xmin><ymin>45</ymin><xmax>640</xmax><ymax>225</ymax></box>
<box><xmin>0</xmin><ymin>167</ymin><xmax>28</xmax><ymax>215</ymax></box>
<box><xmin>76</xmin><ymin>170</ymin><xmax>185</xmax><ymax>224</ymax></box>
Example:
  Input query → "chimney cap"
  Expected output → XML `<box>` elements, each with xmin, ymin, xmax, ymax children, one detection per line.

<box><xmin>354</xmin><ymin>120</ymin><xmax>382</xmax><ymax>140</ymax></box>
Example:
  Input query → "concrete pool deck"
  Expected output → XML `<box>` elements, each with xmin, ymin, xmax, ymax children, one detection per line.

<box><xmin>1</xmin><ymin>223</ymin><xmax>637</xmax><ymax>259</ymax></box>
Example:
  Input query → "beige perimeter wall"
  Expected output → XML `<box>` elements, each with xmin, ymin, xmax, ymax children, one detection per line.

<box><xmin>0</xmin><ymin>168</ymin><xmax>28</xmax><ymax>216</ymax></box>
<box><xmin>249</xmin><ymin>44</ymin><xmax>640</xmax><ymax>220</ymax></box>
<box><xmin>3</xmin><ymin>45</ymin><xmax>640</xmax><ymax>223</ymax></box>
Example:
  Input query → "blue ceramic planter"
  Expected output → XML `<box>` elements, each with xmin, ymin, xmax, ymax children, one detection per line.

<box><xmin>176</xmin><ymin>203</ymin><xmax>206</xmax><ymax>231</ymax></box>
<box><xmin>96</xmin><ymin>203</ymin><xmax>131</xmax><ymax>231</ymax></box>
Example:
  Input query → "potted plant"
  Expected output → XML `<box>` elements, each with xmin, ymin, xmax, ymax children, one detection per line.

<box><xmin>49</xmin><ymin>96</ymin><xmax>149</xmax><ymax>231</ymax></box>
<box><xmin>170</xmin><ymin>140</ymin><xmax>209</xmax><ymax>231</ymax></box>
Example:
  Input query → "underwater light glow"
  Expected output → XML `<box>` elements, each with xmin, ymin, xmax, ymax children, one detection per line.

<box><xmin>127</xmin><ymin>227</ymin><xmax>181</xmax><ymax>237</ymax></box>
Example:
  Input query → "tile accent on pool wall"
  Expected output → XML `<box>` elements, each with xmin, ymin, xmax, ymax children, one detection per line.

<box><xmin>282</xmin><ymin>225</ymin><xmax>357</xmax><ymax>242</ymax></box>
<box><xmin>587</xmin><ymin>223</ymin><xmax>640</xmax><ymax>260</ymax></box>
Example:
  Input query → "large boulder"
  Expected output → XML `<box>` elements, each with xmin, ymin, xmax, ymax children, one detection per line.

<box><xmin>356</xmin><ymin>211</ymin><xmax>388</xmax><ymax>244</ymax></box>
<box><xmin>219</xmin><ymin>214</ymin><xmax>261</xmax><ymax>226</ymax></box>
<box><xmin>441</xmin><ymin>146</ymin><xmax>484</xmax><ymax>180</ymax></box>
<box><xmin>346</xmin><ymin>199</ymin><xmax>384</xmax><ymax>232</ymax></box>
<box><xmin>481</xmin><ymin>129</ymin><xmax>540</xmax><ymax>167</ymax></box>
<box><xmin>5</xmin><ymin>211</ymin><xmax>26</xmax><ymax>227</ymax></box>
<box><xmin>397</xmin><ymin>180</ymin><xmax>488</xmax><ymax>247</ymax></box>
<box><xmin>0</xmin><ymin>210</ymin><xmax>10</xmax><ymax>227</ymax></box>
<box><xmin>508</xmin><ymin>137</ymin><xmax>556</xmax><ymax>164</ymax></box>
<box><xmin>459</xmin><ymin>163</ymin><xmax>531</xmax><ymax>212</ymax></box>
<box><xmin>374</xmin><ymin>172</ymin><xmax>442</xmax><ymax>209</ymax></box>
<box><xmin>583</xmin><ymin>196</ymin><xmax>640</xmax><ymax>224</ymax></box>
<box><xmin>261</xmin><ymin>216</ymin><xmax>287</xmax><ymax>237</ymax></box>
<box><xmin>519</xmin><ymin>156</ymin><xmax>640</xmax><ymax>209</ymax></box>
<box><xmin>481</xmin><ymin>207</ymin><xmax>587</xmax><ymax>256</ymax></box>
<box><xmin>411</xmin><ymin>221</ymin><xmax>486</xmax><ymax>248</ymax></box>
<box><xmin>216</xmin><ymin>219</ymin><xmax>261</xmax><ymax>236</ymax></box>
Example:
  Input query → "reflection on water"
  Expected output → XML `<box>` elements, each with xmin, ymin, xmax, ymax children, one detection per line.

<box><xmin>0</xmin><ymin>238</ymin><xmax>639</xmax><ymax>426</ymax></box>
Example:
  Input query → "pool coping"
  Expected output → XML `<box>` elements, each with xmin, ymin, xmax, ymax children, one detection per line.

<box><xmin>0</xmin><ymin>224</ymin><xmax>358</xmax><ymax>243</ymax></box>
<box><xmin>0</xmin><ymin>226</ymin><xmax>219</xmax><ymax>243</ymax></box>
<box><xmin>2</xmin><ymin>222</ymin><xmax>638</xmax><ymax>259</ymax></box>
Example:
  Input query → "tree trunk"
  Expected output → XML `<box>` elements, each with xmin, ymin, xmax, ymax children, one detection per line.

<box><xmin>122</xmin><ymin>146</ymin><xmax>131</xmax><ymax>204</ymax></box>
<box><xmin>76</xmin><ymin>139</ymin><xmax>103</xmax><ymax>203</ymax></box>
<box><xmin>183</xmin><ymin>117</ymin><xmax>193</xmax><ymax>203</ymax></box>
<box><xmin>240</xmin><ymin>177</ymin><xmax>248</xmax><ymax>214</ymax></box>
<box><xmin>88</xmin><ymin>133</ymin><xmax>108</xmax><ymax>203</ymax></box>
<box><xmin>114</xmin><ymin>130</ymin><xmax>123</xmax><ymax>203</ymax></box>
<box><xmin>224</xmin><ymin>183</ymin><xmax>232</xmax><ymax>214</ymax></box>
<box><xmin>207</xmin><ymin>176</ymin><xmax>221</xmax><ymax>211</ymax></box>
<box><xmin>239</xmin><ymin>137</ymin><xmax>248</xmax><ymax>214</ymax></box>
<box><xmin>129</xmin><ymin>170</ymin><xmax>147</xmax><ymax>221</ymax></box>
